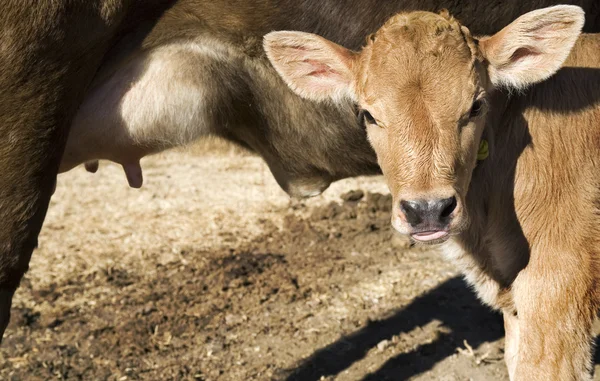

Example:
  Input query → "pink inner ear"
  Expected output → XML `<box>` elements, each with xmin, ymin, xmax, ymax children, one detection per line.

<box><xmin>510</xmin><ymin>46</ymin><xmax>541</xmax><ymax>62</ymax></box>
<box><xmin>304</xmin><ymin>59</ymin><xmax>340</xmax><ymax>77</ymax></box>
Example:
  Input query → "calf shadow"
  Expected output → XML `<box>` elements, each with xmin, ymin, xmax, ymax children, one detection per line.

<box><xmin>283</xmin><ymin>276</ymin><xmax>504</xmax><ymax>381</ymax></box>
<box><xmin>284</xmin><ymin>275</ymin><xmax>600</xmax><ymax>380</ymax></box>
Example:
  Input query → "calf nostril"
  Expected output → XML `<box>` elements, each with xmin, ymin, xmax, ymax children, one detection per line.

<box><xmin>400</xmin><ymin>197</ymin><xmax>456</xmax><ymax>227</ymax></box>
<box><xmin>400</xmin><ymin>200</ymin><xmax>423</xmax><ymax>226</ymax></box>
<box><xmin>440</xmin><ymin>196</ymin><xmax>457</xmax><ymax>219</ymax></box>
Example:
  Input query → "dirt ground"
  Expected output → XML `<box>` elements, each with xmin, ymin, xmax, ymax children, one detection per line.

<box><xmin>1</xmin><ymin>141</ymin><xmax>599</xmax><ymax>381</ymax></box>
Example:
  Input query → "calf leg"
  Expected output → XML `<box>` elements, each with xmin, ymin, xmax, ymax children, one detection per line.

<box><xmin>511</xmin><ymin>256</ymin><xmax>596</xmax><ymax>381</ymax></box>
<box><xmin>503</xmin><ymin>310</ymin><xmax>519</xmax><ymax>381</ymax></box>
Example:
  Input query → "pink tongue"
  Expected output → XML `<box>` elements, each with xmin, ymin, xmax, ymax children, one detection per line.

<box><xmin>412</xmin><ymin>231</ymin><xmax>448</xmax><ymax>241</ymax></box>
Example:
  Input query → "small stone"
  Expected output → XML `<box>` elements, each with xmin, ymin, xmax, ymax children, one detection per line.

<box><xmin>225</xmin><ymin>314</ymin><xmax>242</xmax><ymax>325</ymax></box>
<box><xmin>341</xmin><ymin>189</ymin><xmax>365</xmax><ymax>202</ymax></box>
<box><xmin>377</xmin><ymin>339</ymin><xmax>390</xmax><ymax>351</ymax></box>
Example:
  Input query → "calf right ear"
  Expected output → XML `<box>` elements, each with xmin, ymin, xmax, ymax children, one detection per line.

<box><xmin>264</xmin><ymin>31</ymin><xmax>357</xmax><ymax>102</ymax></box>
<box><xmin>479</xmin><ymin>5</ymin><xmax>584</xmax><ymax>90</ymax></box>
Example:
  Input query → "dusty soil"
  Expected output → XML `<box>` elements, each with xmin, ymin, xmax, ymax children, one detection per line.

<box><xmin>1</xmin><ymin>141</ymin><xmax>599</xmax><ymax>380</ymax></box>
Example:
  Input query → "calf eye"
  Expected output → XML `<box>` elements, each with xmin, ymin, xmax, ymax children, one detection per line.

<box><xmin>359</xmin><ymin>109</ymin><xmax>378</xmax><ymax>126</ymax></box>
<box><xmin>469</xmin><ymin>99</ymin><xmax>484</xmax><ymax>118</ymax></box>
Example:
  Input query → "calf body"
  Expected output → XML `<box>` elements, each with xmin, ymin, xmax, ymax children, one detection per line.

<box><xmin>442</xmin><ymin>37</ymin><xmax>600</xmax><ymax>379</ymax></box>
<box><xmin>266</xmin><ymin>6</ymin><xmax>600</xmax><ymax>380</ymax></box>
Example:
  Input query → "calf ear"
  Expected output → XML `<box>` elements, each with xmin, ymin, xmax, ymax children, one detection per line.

<box><xmin>479</xmin><ymin>5</ymin><xmax>584</xmax><ymax>90</ymax></box>
<box><xmin>264</xmin><ymin>31</ymin><xmax>357</xmax><ymax>102</ymax></box>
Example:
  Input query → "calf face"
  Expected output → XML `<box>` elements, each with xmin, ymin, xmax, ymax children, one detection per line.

<box><xmin>265</xmin><ymin>5</ymin><xmax>584</xmax><ymax>243</ymax></box>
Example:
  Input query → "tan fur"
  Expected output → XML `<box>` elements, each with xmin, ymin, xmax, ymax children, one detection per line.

<box><xmin>266</xmin><ymin>5</ymin><xmax>600</xmax><ymax>380</ymax></box>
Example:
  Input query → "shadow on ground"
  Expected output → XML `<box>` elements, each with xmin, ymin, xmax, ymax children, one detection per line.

<box><xmin>283</xmin><ymin>276</ymin><xmax>504</xmax><ymax>381</ymax></box>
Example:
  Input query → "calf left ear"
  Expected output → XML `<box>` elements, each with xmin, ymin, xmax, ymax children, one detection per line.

<box><xmin>479</xmin><ymin>5</ymin><xmax>584</xmax><ymax>90</ymax></box>
<box><xmin>264</xmin><ymin>31</ymin><xmax>357</xmax><ymax>102</ymax></box>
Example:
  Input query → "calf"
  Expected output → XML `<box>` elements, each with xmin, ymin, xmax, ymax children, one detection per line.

<box><xmin>266</xmin><ymin>5</ymin><xmax>600</xmax><ymax>380</ymax></box>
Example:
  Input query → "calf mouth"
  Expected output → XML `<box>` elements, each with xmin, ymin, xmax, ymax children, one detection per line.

<box><xmin>410</xmin><ymin>230</ymin><xmax>450</xmax><ymax>245</ymax></box>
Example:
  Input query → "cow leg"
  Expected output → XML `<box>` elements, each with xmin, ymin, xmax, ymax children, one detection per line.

<box><xmin>0</xmin><ymin>0</ymin><xmax>132</xmax><ymax>341</ymax></box>
<box><xmin>0</xmin><ymin>130</ymin><xmax>58</xmax><ymax>338</ymax></box>
<box><xmin>0</xmin><ymin>291</ymin><xmax>15</xmax><ymax>339</ymax></box>
<box><xmin>511</xmin><ymin>255</ymin><xmax>596</xmax><ymax>381</ymax></box>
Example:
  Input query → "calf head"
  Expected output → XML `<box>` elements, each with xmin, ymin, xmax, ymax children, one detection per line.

<box><xmin>265</xmin><ymin>5</ymin><xmax>584</xmax><ymax>243</ymax></box>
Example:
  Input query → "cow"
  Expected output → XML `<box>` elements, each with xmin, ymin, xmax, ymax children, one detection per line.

<box><xmin>60</xmin><ymin>0</ymin><xmax>600</xmax><ymax>195</ymax></box>
<box><xmin>265</xmin><ymin>4</ymin><xmax>600</xmax><ymax>380</ymax></box>
<box><xmin>2</xmin><ymin>0</ymin><xmax>600</xmax><ymax>344</ymax></box>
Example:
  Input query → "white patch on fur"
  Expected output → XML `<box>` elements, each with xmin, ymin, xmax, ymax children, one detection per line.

<box><xmin>441</xmin><ymin>240</ymin><xmax>501</xmax><ymax>308</ymax></box>
<box><xmin>119</xmin><ymin>42</ymin><xmax>222</xmax><ymax>147</ymax></box>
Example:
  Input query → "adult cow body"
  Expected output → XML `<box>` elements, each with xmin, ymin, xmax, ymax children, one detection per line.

<box><xmin>2</xmin><ymin>0</ymin><xmax>600</xmax><ymax>342</ymax></box>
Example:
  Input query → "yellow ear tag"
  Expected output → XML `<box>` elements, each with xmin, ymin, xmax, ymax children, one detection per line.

<box><xmin>477</xmin><ymin>139</ymin><xmax>489</xmax><ymax>161</ymax></box>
